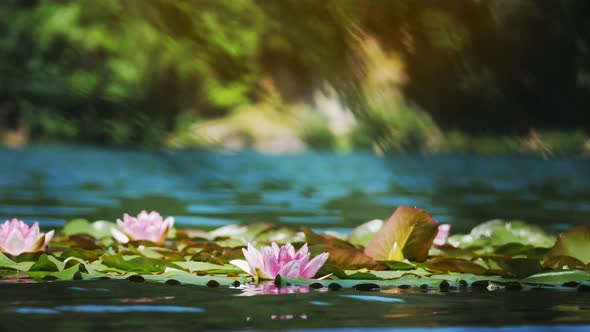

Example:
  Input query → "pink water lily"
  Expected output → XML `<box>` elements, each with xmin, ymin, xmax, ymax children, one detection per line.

<box><xmin>112</xmin><ymin>210</ymin><xmax>174</xmax><ymax>244</ymax></box>
<box><xmin>433</xmin><ymin>224</ymin><xmax>451</xmax><ymax>246</ymax></box>
<box><xmin>230</xmin><ymin>242</ymin><xmax>329</xmax><ymax>280</ymax></box>
<box><xmin>0</xmin><ymin>219</ymin><xmax>54</xmax><ymax>256</ymax></box>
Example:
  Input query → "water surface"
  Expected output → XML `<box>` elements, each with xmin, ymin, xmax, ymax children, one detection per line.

<box><xmin>0</xmin><ymin>145</ymin><xmax>589</xmax><ymax>233</ymax></box>
<box><xmin>1</xmin><ymin>280</ymin><xmax>590</xmax><ymax>331</ymax></box>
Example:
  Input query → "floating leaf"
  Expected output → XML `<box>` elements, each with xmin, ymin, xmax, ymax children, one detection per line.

<box><xmin>448</xmin><ymin>220</ymin><xmax>555</xmax><ymax>249</ymax></box>
<box><xmin>0</xmin><ymin>252</ymin><xmax>34</xmax><ymax>271</ymax></box>
<box><xmin>315</xmin><ymin>264</ymin><xmax>348</xmax><ymax>279</ymax></box>
<box><xmin>255</xmin><ymin>226</ymin><xmax>304</xmax><ymax>243</ymax></box>
<box><xmin>427</xmin><ymin>258</ymin><xmax>488</xmax><ymax>275</ymax></box>
<box><xmin>522</xmin><ymin>270</ymin><xmax>590</xmax><ymax>284</ymax></box>
<box><xmin>346</xmin><ymin>272</ymin><xmax>380</xmax><ymax>280</ymax></box>
<box><xmin>142</xmin><ymin>272</ymin><xmax>241</xmax><ymax>286</ymax></box>
<box><xmin>29</xmin><ymin>254</ymin><xmax>64</xmax><ymax>272</ymax></box>
<box><xmin>499</xmin><ymin>258</ymin><xmax>543</xmax><ymax>278</ymax></box>
<box><xmin>174</xmin><ymin>261</ymin><xmax>240</xmax><ymax>274</ymax></box>
<box><xmin>66</xmin><ymin>234</ymin><xmax>101</xmax><ymax>249</ymax></box>
<box><xmin>364</xmin><ymin>206</ymin><xmax>438</xmax><ymax>262</ymax></box>
<box><xmin>547</xmin><ymin>226</ymin><xmax>590</xmax><ymax>264</ymax></box>
<box><xmin>27</xmin><ymin>264</ymin><xmax>82</xmax><ymax>281</ymax></box>
<box><xmin>543</xmin><ymin>255</ymin><xmax>586</xmax><ymax>269</ymax></box>
<box><xmin>379</xmin><ymin>261</ymin><xmax>416</xmax><ymax>270</ymax></box>
<box><xmin>61</xmin><ymin>248</ymin><xmax>101</xmax><ymax>262</ymax></box>
<box><xmin>63</xmin><ymin>219</ymin><xmax>115</xmax><ymax>239</ymax></box>
<box><xmin>303</xmin><ymin>228</ymin><xmax>355</xmax><ymax>249</ymax></box>
<box><xmin>101</xmin><ymin>255</ymin><xmax>182</xmax><ymax>273</ymax></box>
<box><xmin>327</xmin><ymin>248</ymin><xmax>379</xmax><ymax>270</ymax></box>
<box><xmin>209</xmin><ymin>223</ymin><xmax>275</xmax><ymax>244</ymax></box>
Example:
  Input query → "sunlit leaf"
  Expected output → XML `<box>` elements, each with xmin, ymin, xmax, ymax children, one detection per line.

<box><xmin>547</xmin><ymin>226</ymin><xmax>590</xmax><ymax>264</ymax></box>
<box><xmin>255</xmin><ymin>226</ymin><xmax>304</xmax><ymax>243</ymax></box>
<box><xmin>63</xmin><ymin>219</ymin><xmax>116</xmax><ymax>239</ymax></box>
<box><xmin>209</xmin><ymin>223</ymin><xmax>275</xmax><ymax>244</ymax></box>
<box><xmin>348</xmin><ymin>219</ymin><xmax>383</xmax><ymax>247</ymax></box>
<box><xmin>543</xmin><ymin>255</ymin><xmax>586</xmax><ymax>269</ymax></box>
<box><xmin>448</xmin><ymin>219</ymin><xmax>555</xmax><ymax>249</ymax></box>
<box><xmin>364</xmin><ymin>206</ymin><xmax>438</xmax><ymax>262</ymax></box>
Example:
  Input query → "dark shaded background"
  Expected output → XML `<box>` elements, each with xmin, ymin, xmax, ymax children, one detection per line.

<box><xmin>1</xmin><ymin>0</ymin><xmax>589</xmax><ymax>152</ymax></box>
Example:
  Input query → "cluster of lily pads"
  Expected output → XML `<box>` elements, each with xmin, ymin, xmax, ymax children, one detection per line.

<box><xmin>0</xmin><ymin>206</ymin><xmax>589</xmax><ymax>292</ymax></box>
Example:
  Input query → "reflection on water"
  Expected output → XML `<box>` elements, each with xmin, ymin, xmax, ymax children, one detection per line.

<box><xmin>1</xmin><ymin>280</ymin><xmax>590</xmax><ymax>331</ymax></box>
<box><xmin>0</xmin><ymin>146</ymin><xmax>589</xmax><ymax>233</ymax></box>
<box><xmin>236</xmin><ymin>282</ymin><xmax>316</xmax><ymax>296</ymax></box>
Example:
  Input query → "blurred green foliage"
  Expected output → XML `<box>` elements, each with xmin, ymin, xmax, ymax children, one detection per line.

<box><xmin>0</xmin><ymin>0</ymin><xmax>589</xmax><ymax>153</ymax></box>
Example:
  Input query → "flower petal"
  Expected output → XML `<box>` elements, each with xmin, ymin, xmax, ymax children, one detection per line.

<box><xmin>433</xmin><ymin>224</ymin><xmax>451</xmax><ymax>246</ymax></box>
<box><xmin>2</xmin><ymin>228</ymin><xmax>25</xmax><ymax>256</ymax></box>
<box><xmin>44</xmin><ymin>230</ymin><xmax>55</xmax><ymax>248</ymax></box>
<box><xmin>29</xmin><ymin>233</ymin><xmax>46</xmax><ymax>252</ymax></box>
<box><xmin>111</xmin><ymin>227</ymin><xmax>130</xmax><ymax>244</ymax></box>
<box><xmin>262</xmin><ymin>247</ymin><xmax>280</xmax><ymax>278</ymax></box>
<box><xmin>243</xmin><ymin>243</ymin><xmax>263</xmax><ymax>270</ymax></box>
<box><xmin>294</xmin><ymin>243</ymin><xmax>308</xmax><ymax>260</ymax></box>
<box><xmin>301</xmin><ymin>252</ymin><xmax>329</xmax><ymax>279</ymax></box>
<box><xmin>278</xmin><ymin>260</ymin><xmax>301</xmax><ymax>279</ymax></box>
<box><xmin>271</xmin><ymin>242</ymin><xmax>280</xmax><ymax>258</ymax></box>
<box><xmin>230</xmin><ymin>259</ymin><xmax>254</xmax><ymax>276</ymax></box>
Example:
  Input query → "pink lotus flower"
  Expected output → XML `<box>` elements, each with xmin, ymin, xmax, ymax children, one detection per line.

<box><xmin>112</xmin><ymin>210</ymin><xmax>174</xmax><ymax>244</ymax></box>
<box><xmin>0</xmin><ymin>219</ymin><xmax>54</xmax><ymax>256</ymax></box>
<box><xmin>230</xmin><ymin>242</ymin><xmax>329</xmax><ymax>280</ymax></box>
<box><xmin>433</xmin><ymin>224</ymin><xmax>451</xmax><ymax>246</ymax></box>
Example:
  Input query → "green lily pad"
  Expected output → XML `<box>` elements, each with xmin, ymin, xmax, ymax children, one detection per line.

<box><xmin>0</xmin><ymin>252</ymin><xmax>35</xmax><ymax>271</ymax></box>
<box><xmin>522</xmin><ymin>269</ymin><xmax>590</xmax><ymax>284</ymax></box>
<box><xmin>29</xmin><ymin>254</ymin><xmax>64</xmax><ymax>272</ymax></box>
<box><xmin>101</xmin><ymin>254</ymin><xmax>182</xmax><ymax>273</ymax></box>
<box><xmin>448</xmin><ymin>219</ymin><xmax>556</xmax><ymax>249</ymax></box>
<box><xmin>499</xmin><ymin>258</ymin><xmax>543</xmax><ymax>278</ymax></box>
<box><xmin>27</xmin><ymin>264</ymin><xmax>82</xmax><ymax>281</ymax></box>
<box><xmin>174</xmin><ymin>261</ymin><xmax>241</xmax><ymax>273</ymax></box>
<box><xmin>379</xmin><ymin>261</ymin><xmax>416</xmax><ymax>270</ymax></box>
<box><xmin>63</xmin><ymin>219</ymin><xmax>116</xmax><ymax>239</ymax></box>
<box><xmin>315</xmin><ymin>264</ymin><xmax>348</xmax><ymax>279</ymax></box>
<box><xmin>142</xmin><ymin>272</ymin><xmax>242</xmax><ymax>286</ymax></box>
<box><xmin>60</xmin><ymin>248</ymin><xmax>101</xmax><ymax>262</ymax></box>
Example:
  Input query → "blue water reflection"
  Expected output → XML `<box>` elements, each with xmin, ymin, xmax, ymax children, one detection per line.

<box><xmin>0</xmin><ymin>146</ymin><xmax>589</xmax><ymax>233</ymax></box>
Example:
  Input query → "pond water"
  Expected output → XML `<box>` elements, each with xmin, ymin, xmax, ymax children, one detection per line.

<box><xmin>1</xmin><ymin>145</ymin><xmax>590</xmax><ymax>331</ymax></box>
<box><xmin>1</xmin><ymin>145</ymin><xmax>589</xmax><ymax>233</ymax></box>
<box><xmin>1</xmin><ymin>280</ymin><xmax>590</xmax><ymax>331</ymax></box>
